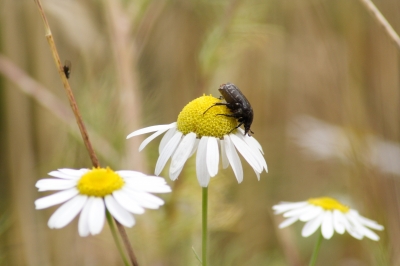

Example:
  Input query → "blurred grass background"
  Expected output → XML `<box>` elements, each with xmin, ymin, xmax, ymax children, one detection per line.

<box><xmin>0</xmin><ymin>0</ymin><xmax>399</xmax><ymax>265</ymax></box>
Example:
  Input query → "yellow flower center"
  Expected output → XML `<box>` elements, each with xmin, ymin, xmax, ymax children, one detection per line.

<box><xmin>77</xmin><ymin>167</ymin><xmax>125</xmax><ymax>197</ymax></box>
<box><xmin>308</xmin><ymin>197</ymin><xmax>350</xmax><ymax>213</ymax></box>
<box><xmin>177</xmin><ymin>95</ymin><xmax>237</xmax><ymax>138</ymax></box>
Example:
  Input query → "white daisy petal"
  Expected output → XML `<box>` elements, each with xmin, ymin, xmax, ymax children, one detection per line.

<box><xmin>155</xmin><ymin>131</ymin><xmax>183</xmax><ymax>176</ymax></box>
<box><xmin>357</xmin><ymin>224</ymin><xmax>380</xmax><ymax>241</ymax></box>
<box><xmin>240</xmin><ymin>129</ymin><xmax>264</xmax><ymax>154</ymax></box>
<box><xmin>124</xmin><ymin>188</ymin><xmax>164</xmax><ymax>209</ymax></box>
<box><xmin>78</xmin><ymin>197</ymin><xmax>94</xmax><ymax>237</ymax></box>
<box><xmin>48</xmin><ymin>195</ymin><xmax>87</xmax><ymax>229</ymax></box>
<box><xmin>125</xmin><ymin>181</ymin><xmax>157</xmax><ymax>191</ymax></box>
<box><xmin>345</xmin><ymin>211</ymin><xmax>363</xmax><ymax>225</ymax></box>
<box><xmin>136</xmin><ymin>191</ymin><xmax>165</xmax><ymax>205</ymax></box>
<box><xmin>159</xmin><ymin>126</ymin><xmax>178</xmax><ymax>154</ymax></box>
<box><xmin>223</xmin><ymin>135</ymin><xmax>243</xmax><ymax>183</ymax></box>
<box><xmin>346</xmin><ymin>211</ymin><xmax>380</xmax><ymax>240</ymax></box>
<box><xmin>105</xmin><ymin>195</ymin><xmax>135</xmax><ymax>227</ymax></box>
<box><xmin>36</xmin><ymin>179</ymin><xmax>77</xmax><ymax>191</ymax></box>
<box><xmin>170</xmin><ymin>166</ymin><xmax>184</xmax><ymax>181</ymax></box>
<box><xmin>302</xmin><ymin>212</ymin><xmax>324</xmax><ymax>237</ymax></box>
<box><xmin>189</xmin><ymin>139</ymin><xmax>200</xmax><ymax>158</ymax></box>
<box><xmin>321</xmin><ymin>211</ymin><xmax>334</xmax><ymax>239</ymax></box>
<box><xmin>88</xmin><ymin>197</ymin><xmax>105</xmax><ymax>235</ymax></box>
<box><xmin>113</xmin><ymin>189</ymin><xmax>145</xmax><ymax>214</ymax></box>
<box><xmin>123</xmin><ymin>179</ymin><xmax>170</xmax><ymax>190</ymax></box>
<box><xmin>230</xmin><ymin>134</ymin><xmax>262</xmax><ymax>173</ymax></box>
<box><xmin>299</xmin><ymin>206</ymin><xmax>324</xmax><ymax>222</ymax></box>
<box><xmin>118</xmin><ymin>172</ymin><xmax>168</xmax><ymax>185</ymax></box>
<box><xmin>127</xmin><ymin>197</ymin><xmax>160</xmax><ymax>209</ymax></box>
<box><xmin>125</xmin><ymin>183</ymin><xmax>171</xmax><ymax>193</ymax></box>
<box><xmin>124</xmin><ymin>178</ymin><xmax>168</xmax><ymax>187</ymax></box>
<box><xmin>127</xmin><ymin>123</ymin><xmax>176</xmax><ymax>139</ymax></box>
<box><xmin>332</xmin><ymin>210</ymin><xmax>346</xmax><ymax>234</ymax></box>
<box><xmin>340</xmin><ymin>213</ymin><xmax>363</xmax><ymax>239</ymax></box>
<box><xmin>254</xmin><ymin>170</ymin><xmax>260</xmax><ymax>181</ymax></box>
<box><xmin>206</xmin><ymin>137</ymin><xmax>219</xmax><ymax>177</ymax></box>
<box><xmin>279</xmin><ymin>216</ymin><xmax>299</xmax><ymax>228</ymax></box>
<box><xmin>170</xmin><ymin>132</ymin><xmax>197</xmax><ymax>179</ymax></box>
<box><xmin>129</xmin><ymin>175</ymin><xmax>168</xmax><ymax>185</ymax></box>
<box><xmin>237</xmin><ymin>133</ymin><xmax>268</xmax><ymax>173</ymax></box>
<box><xmin>47</xmin><ymin>171</ymin><xmax>81</xmax><ymax>180</ymax></box>
<box><xmin>139</xmin><ymin>126</ymin><xmax>172</xmax><ymax>152</ymax></box>
<box><xmin>346</xmin><ymin>226</ymin><xmax>364</xmax><ymax>239</ymax></box>
<box><xmin>272</xmin><ymin>201</ymin><xmax>308</xmax><ymax>214</ymax></box>
<box><xmin>283</xmin><ymin>204</ymin><xmax>315</xmax><ymax>218</ymax></box>
<box><xmin>196</xmin><ymin>137</ymin><xmax>211</xmax><ymax>187</ymax></box>
<box><xmin>35</xmin><ymin>188</ymin><xmax>79</xmax><ymax>209</ymax></box>
<box><xmin>220</xmin><ymin>139</ymin><xmax>229</xmax><ymax>169</ymax></box>
<box><xmin>351</xmin><ymin>211</ymin><xmax>384</xmax><ymax>231</ymax></box>
<box><xmin>57</xmin><ymin>168</ymin><xmax>88</xmax><ymax>176</ymax></box>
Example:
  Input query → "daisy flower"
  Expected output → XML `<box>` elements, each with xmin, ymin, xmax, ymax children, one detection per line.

<box><xmin>127</xmin><ymin>94</ymin><xmax>268</xmax><ymax>187</ymax></box>
<box><xmin>289</xmin><ymin>115</ymin><xmax>400</xmax><ymax>176</ymax></box>
<box><xmin>273</xmin><ymin>197</ymin><xmax>384</xmax><ymax>241</ymax></box>
<box><xmin>35</xmin><ymin>167</ymin><xmax>171</xmax><ymax>237</ymax></box>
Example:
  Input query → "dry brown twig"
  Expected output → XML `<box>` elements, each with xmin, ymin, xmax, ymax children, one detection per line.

<box><xmin>33</xmin><ymin>0</ymin><xmax>99</xmax><ymax>167</ymax></box>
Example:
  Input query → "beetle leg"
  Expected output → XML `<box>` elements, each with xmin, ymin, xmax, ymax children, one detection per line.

<box><xmin>203</xmin><ymin>102</ymin><xmax>229</xmax><ymax>115</ymax></box>
<box><xmin>215</xmin><ymin>113</ymin><xmax>237</xmax><ymax>118</ymax></box>
<box><xmin>228</xmin><ymin>122</ymin><xmax>244</xmax><ymax>134</ymax></box>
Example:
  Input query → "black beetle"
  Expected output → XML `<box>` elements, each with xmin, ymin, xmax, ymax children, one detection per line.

<box><xmin>204</xmin><ymin>83</ymin><xmax>254</xmax><ymax>136</ymax></box>
<box><xmin>63</xmin><ymin>60</ymin><xmax>71</xmax><ymax>79</ymax></box>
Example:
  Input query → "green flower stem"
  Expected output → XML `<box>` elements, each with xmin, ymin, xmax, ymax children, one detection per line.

<box><xmin>309</xmin><ymin>232</ymin><xmax>323</xmax><ymax>266</ymax></box>
<box><xmin>106</xmin><ymin>211</ymin><xmax>130</xmax><ymax>266</ymax></box>
<box><xmin>202</xmin><ymin>187</ymin><xmax>209</xmax><ymax>266</ymax></box>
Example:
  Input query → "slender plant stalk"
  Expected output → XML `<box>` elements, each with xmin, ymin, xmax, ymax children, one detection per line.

<box><xmin>33</xmin><ymin>1</ymin><xmax>138</xmax><ymax>265</ymax></box>
<box><xmin>309</xmin><ymin>232</ymin><xmax>323</xmax><ymax>266</ymax></box>
<box><xmin>106</xmin><ymin>211</ymin><xmax>130</xmax><ymax>266</ymax></box>
<box><xmin>358</xmin><ymin>0</ymin><xmax>400</xmax><ymax>52</ymax></box>
<box><xmin>202</xmin><ymin>187</ymin><xmax>209</xmax><ymax>266</ymax></box>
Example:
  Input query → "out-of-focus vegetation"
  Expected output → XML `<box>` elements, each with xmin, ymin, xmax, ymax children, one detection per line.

<box><xmin>0</xmin><ymin>0</ymin><xmax>399</xmax><ymax>265</ymax></box>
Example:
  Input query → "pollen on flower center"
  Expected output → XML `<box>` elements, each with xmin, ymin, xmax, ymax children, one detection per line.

<box><xmin>308</xmin><ymin>197</ymin><xmax>350</xmax><ymax>213</ymax></box>
<box><xmin>77</xmin><ymin>167</ymin><xmax>124</xmax><ymax>197</ymax></box>
<box><xmin>177</xmin><ymin>95</ymin><xmax>237</xmax><ymax>138</ymax></box>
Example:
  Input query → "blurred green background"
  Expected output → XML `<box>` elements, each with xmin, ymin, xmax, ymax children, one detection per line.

<box><xmin>0</xmin><ymin>0</ymin><xmax>399</xmax><ymax>265</ymax></box>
